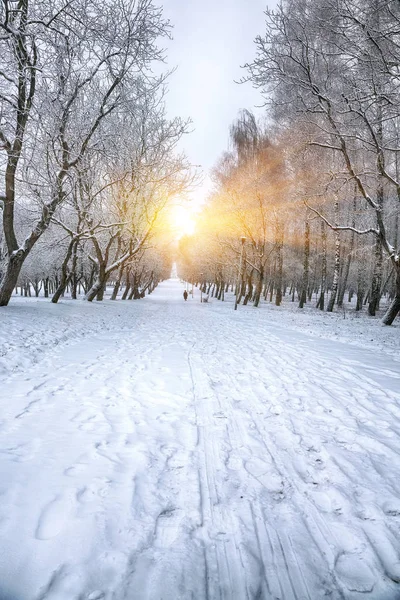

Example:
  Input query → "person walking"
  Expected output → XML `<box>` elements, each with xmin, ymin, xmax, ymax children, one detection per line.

<box><xmin>183</xmin><ymin>290</ymin><xmax>188</xmax><ymax>301</ymax></box>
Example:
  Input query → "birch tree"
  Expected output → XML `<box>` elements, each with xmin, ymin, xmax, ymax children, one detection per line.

<box><xmin>246</xmin><ymin>0</ymin><xmax>400</xmax><ymax>323</ymax></box>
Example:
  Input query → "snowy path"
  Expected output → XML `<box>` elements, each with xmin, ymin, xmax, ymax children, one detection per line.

<box><xmin>0</xmin><ymin>280</ymin><xmax>400</xmax><ymax>600</ymax></box>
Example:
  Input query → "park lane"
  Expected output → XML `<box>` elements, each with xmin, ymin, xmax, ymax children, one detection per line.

<box><xmin>0</xmin><ymin>280</ymin><xmax>399</xmax><ymax>599</ymax></box>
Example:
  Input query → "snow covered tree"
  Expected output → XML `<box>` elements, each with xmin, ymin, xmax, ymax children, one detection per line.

<box><xmin>0</xmin><ymin>0</ymin><xmax>173</xmax><ymax>306</ymax></box>
<box><xmin>246</xmin><ymin>0</ymin><xmax>400</xmax><ymax>323</ymax></box>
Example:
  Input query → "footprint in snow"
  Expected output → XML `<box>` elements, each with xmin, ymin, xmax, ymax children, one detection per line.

<box><xmin>356</xmin><ymin>506</ymin><xmax>379</xmax><ymax>521</ymax></box>
<box><xmin>382</xmin><ymin>500</ymin><xmax>400</xmax><ymax>517</ymax></box>
<box><xmin>244</xmin><ymin>457</ymin><xmax>271</xmax><ymax>478</ymax></box>
<box><xmin>87</xmin><ymin>592</ymin><xmax>106</xmax><ymax>600</ymax></box>
<box><xmin>314</xmin><ymin>457</ymin><xmax>325</xmax><ymax>469</ymax></box>
<box><xmin>292</xmin><ymin>455</ymin><xmax>311</xmax><ymax>482</ymax></box>
<box><xmin>76</xmin><ymin>479</ymin><xmax>111</xmax><ymax>504</ymax></box>
<box><xmin>156</xmin><ymin>412</ymin><xmax>179</xmax><ymax>424</ymax></box>
<box><xmin>335</xmin><ymin>553</ymin><xmax>376</xmax><ymax>593</ymax></box>
<box><xmin>154</xmin><ymin>507</ymin><xmax>184</xmax><ymax>548</ymax></box>
<box><xmin>309</xmin><ymin>491</ymin><xmax>334</xmax><ymax>513</ymax></box>
<box><xmin>79</xmin><ymin>422</ymin><xmax>96</xmax><ymax>432</ymax></box>
<box><xmin>0</xmin><ymin>438</ymin><xmax>41</xmax><ymax>462</ymax></box>
<box><xmin>64</xmin><ymin>452</ymin><xmax>96</xmax><ymax>476</ymax></box>
<box><xmin>71</xmin><ymin>409</ymin><xmax>97</xmax><ymax>423</ymax></box>
<box><xmin>227</xmin><ymin>452</ymin><xmax>242</xmax><ymax>471</ymax></box>
<box><xmin>245</xmin><ymin>458</ymin><xmax>285</xmax><ymax>495</ymax></box>
<box><xmin>213</xmin><ymin>411</ymin><xmax>227</xmax><ymax>419</ymax></box>
<box><xmin>64</xmin><ymin>463</ymin><xmax>87</xmax><ymax>477</ymax></box>
<box><xmin>36</xmin><ymin>493</ymin><xmax>76</xmax><ymax>540</ymax></box>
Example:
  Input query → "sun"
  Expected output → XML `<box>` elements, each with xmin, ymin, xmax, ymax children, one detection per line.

<box><xmin>170</xmin><ymin>205</ymin><xmax>196</xmax><ymax>237</ymax></box>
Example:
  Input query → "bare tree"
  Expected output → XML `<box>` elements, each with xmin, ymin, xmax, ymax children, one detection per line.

<box><xmin>246</xmin><ymin>0</ymin><xmax>400</xmax><ymax>323</ymax></box>
<box><xmin>0</xmin><ymin>0</ymin><xmax>171</xmax><ymax>305</ymax></box>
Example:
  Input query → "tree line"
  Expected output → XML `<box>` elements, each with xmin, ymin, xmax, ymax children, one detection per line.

<box><xmin>179</xmin><ymin>0</ymin><xmax>400</xmax><ymax>326</ymax></box>
<box><xmin>0</xmin><ymin>0</ymin><xmax>192</xmax><ymax>306</ymax></box>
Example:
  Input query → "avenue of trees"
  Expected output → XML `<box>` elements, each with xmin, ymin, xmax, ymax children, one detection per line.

<box><xmin>0</xmin><ymin>0</ymin><xmax>192</xmax><ymax>305</ymax></box>
<box><xmin>178</xmin><ymin>0</ymin><xmax>400</xmax><ymax>325</ymax></box>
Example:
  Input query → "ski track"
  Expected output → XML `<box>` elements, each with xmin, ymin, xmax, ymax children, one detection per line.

<box><xmin>0</xmin><ymin>280</ymin><xmax>399</xmax><ymax>599</ymax></box>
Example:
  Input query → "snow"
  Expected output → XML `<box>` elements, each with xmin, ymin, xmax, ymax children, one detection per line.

<box><xmin>0</xmin><ymin>280</ymin><xmax>400</xmax><ymax>599</ymax></box>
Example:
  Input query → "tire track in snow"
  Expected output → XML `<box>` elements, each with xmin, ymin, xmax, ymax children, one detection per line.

<box><xmin>190</xmin><ymin>337</ymin><xmax>318</xmax><ymax>599</ymax></box>
<box><xmin>201</xmin><ymin>318</ymin><xmax>400</xmax><ymax>598</ymax></box>
<box><xmin>188</xmin><ymin>343</ymin><xmax>249</xmax><ymax>600</ymax></box>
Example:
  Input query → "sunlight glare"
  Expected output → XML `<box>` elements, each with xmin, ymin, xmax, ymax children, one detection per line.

<box><xmin>171</xmin><ymin>205</ymin><xmax>196</xmax><ymax>237</ymax></box>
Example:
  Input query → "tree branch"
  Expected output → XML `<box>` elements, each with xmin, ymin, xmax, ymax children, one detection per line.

<box><xmin>305</xmin><ymin>201</ymin><xmax>379</xmax><ymax>236</ymax></box>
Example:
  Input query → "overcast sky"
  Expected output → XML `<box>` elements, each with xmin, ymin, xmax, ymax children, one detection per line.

<box><xmin>160</xmin><ymin>0</ymin><xmax>276</xmax><ymax>203</ymax></box>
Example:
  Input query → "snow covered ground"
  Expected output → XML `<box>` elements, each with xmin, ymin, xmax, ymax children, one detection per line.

<box><xmin>0</xmin><ymin>280</ymin><xmax>399</xmax><ymax>599</ymax></box>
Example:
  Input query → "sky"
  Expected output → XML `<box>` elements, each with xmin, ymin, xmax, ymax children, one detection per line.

<box><xmin>160</xmin><ymin>0</ymin><xmax>277</xmax><ymax>206</ymax></box>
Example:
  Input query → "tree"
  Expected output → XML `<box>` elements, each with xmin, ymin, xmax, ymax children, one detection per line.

<box><xmin>246</xmin><ymin>0</ymin><xmax>400</xmax><ymax>323</ymax></box>
<box><xmin>0</xmin><ymin>0</ymin><xmax>172</xmax><ymax>305</ymax></box>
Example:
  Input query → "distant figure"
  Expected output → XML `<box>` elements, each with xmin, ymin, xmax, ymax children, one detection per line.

<box><xmin>183</xmin><ymin>290</ymin><xmax>188</xmax><ymax>301</ymax></box>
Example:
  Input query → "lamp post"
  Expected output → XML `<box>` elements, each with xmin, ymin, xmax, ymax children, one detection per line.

<box><xmin>234</xmin><ymin>236</ymin><xmax>246</xmax><ymax>311</ymax></box>
<box><xmin>200</xmin><ymin>272</ymin><xmax>204</xmax><ymax>303</ymax></box>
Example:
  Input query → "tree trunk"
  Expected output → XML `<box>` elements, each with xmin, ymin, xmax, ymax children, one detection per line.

<box><xmin>218</xmin><ymin>276</ymin><xmax>224</xmax><ymax>300</ymax></box>
<box><xmin>327</xmin><ymin>203</ymin><xmax>340</xmax><ymax>312</ymax></box>
<box><xmin>338</xmin><ymin>196</ymin><xmax>356</xmax><ymax>307</ymax></box>
<box><xmin>243</xmin><ymin>271</ymin><xmax>253</xmax><ymax>305</ymax></box>
<box><xmin>52</xmin><ymin>239</ymin><xmax>77</xmax><ymax>304</ymax></box>
<box><xmin>356</xmin><ymin>248</ymin><xmax>366</xmax><ymax>311</ymax></box>
<box><xmin>96</xmin><ymin>279</ymin><xmax>107</xmax><ymax>301</ymax></box>
<box><xmin>316</xmin><ymin>220</ymin><xmax>327</xmax><ymax>310</ymax></box>
<box><xmin>121</xmin><ymin>284</ymin><xmax>130</xmax><ymax>300</ymax></box>
<box><xmin>32</xmin><ymin>278</ymin><xmax>41</xmax><ymax>297</ymax></box>
<box><xmin>253</xmin><ymin>268</ymin><xmax>264</xmax><ymax>307</ymax></box>
<box><xmin>121</xmin><ymin>269</ymin><xmax>131</xmax><ymax>300</ymax></box>
<box><xmin>382</xmin><ymin>266</ymin><xmax>400</xmax><ymax>325</ymax></box>
<box><xmin>275</xmin><ymin>222</ymin><xmax>284</xmax><ymax>306</ymax></box>
<box><xmin>70</xmin><ymin>243</ymin><xmax>79</xmax><ymax>299</ymax></box>
<box><xmin>0</xmin><ymin>252</ymin><xmax>25</xmax><ymax>306</ymax></box>
<box><xmin>111</xmin><ymin>265</ymin><xmax>125</xmax><ymax>300</ymax></box>
<box><xmin>85</xmin><ymin>266</ymin><xmax>106</xmax><ymax>302</ymax></box>
<box><xmin>44</xmin><ymin>277</ymin><xmax>50</xmax><ymax>298</ymax></box>
<box><xmin>299</xmin><ymin>219</ymin><xmax>310</xmax><ymax>309</ymax></box>
<box><xmin>337</xmin><ymin>233</ymin><xmax>354</xmax><ymax>307</ymax></box>
<box><xmin>368</xmin><ymin>237</ymin><xmax>383</xmax><ymax>316</ymax></box>
<box><xmin>128</xmin><ymin>273</ymin><xmax>138</xmax><ymax>300</ymax></box>
<box><xmin>269</xmin><ymin>263</ymin><xmax>275</xmax><ymax>302</ymax></box>
<box><xmin>237</xmin><ymin>275</ymin><xmax>245</xmax><ymax>305</ymax></box>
